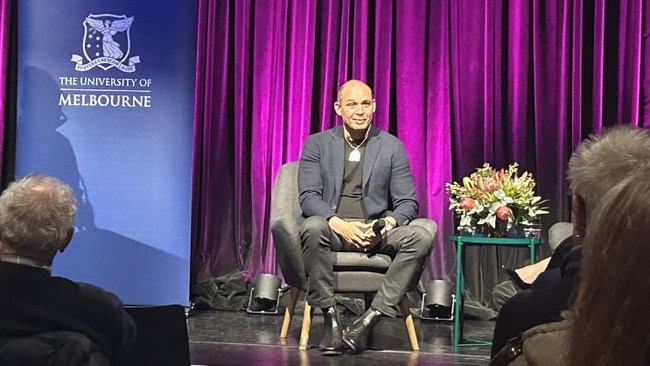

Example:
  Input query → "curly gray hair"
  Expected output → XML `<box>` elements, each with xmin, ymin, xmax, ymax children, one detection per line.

<box><xmin>0</xmin><ymin>175</ymin><xmax>77</xmax><ymax>252</ymax></box>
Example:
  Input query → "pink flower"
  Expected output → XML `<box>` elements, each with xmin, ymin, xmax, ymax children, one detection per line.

<box><xmin>496</xmin><ymin>206</ymin><xmax>512</xmax><ymax>220</ymax></box>
<box><xmin>459</xmin><ymin>197</ymin><xmax>476</xmax><ymax>210</ymax></box>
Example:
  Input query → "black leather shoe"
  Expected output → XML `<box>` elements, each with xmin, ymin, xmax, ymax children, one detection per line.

<box><xmin>342</xmin><ymin>307</ymin><xmax>382</xmax><ymax>354</ymax></box>
<box><xmin>319</xmin><ymin>307</ymin><xmax>343</xmax><ymax>356</ymax></box>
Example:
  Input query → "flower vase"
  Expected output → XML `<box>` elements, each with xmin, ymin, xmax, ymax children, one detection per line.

<box><xmin>518</xmin><ymin>222</ymin><xmax>542</xmax><ymax>239</ymax></box>
<box><xmin>482</xmin><ymin>219</ymin><xmax>508</xmax><ymax>238</ymax></box>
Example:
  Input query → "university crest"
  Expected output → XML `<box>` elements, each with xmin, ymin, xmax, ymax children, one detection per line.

<box><xmin>71</xmin><ymin>14</ymin><xmax>140</xmax><ymax>72</ymax></box>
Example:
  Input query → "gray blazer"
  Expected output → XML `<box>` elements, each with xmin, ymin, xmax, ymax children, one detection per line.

<box><xmin>298</xmin><ymin>124</ymin><xmax>418</xmax><ymax>226</ymax></box>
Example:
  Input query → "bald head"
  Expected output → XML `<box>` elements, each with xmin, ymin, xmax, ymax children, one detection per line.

<box><xmin>334</xmin><ymin>79</ymin><xmax>376</xmax><ymax>139</ymax></box>
<box><xmin>337</xmin><ymin>79</ymin><xmax>373</xmax><ymax>102</ymax></box>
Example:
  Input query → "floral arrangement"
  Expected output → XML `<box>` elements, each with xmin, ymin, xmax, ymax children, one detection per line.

<box><xmin>445</xmin><ymin>163</ymin><xmax>548</xmax><ymax>235</ymax></box>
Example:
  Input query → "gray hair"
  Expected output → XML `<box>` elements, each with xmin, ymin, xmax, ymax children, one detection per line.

<box><xmin>568</xmin><ymin>125</ymin><xmax>650</xmax><ymax>215</ymax></box>
<box><xmin>0</xmin><ymin>175</ymin><xmax>77</xmax><ymax>252</ymax></box>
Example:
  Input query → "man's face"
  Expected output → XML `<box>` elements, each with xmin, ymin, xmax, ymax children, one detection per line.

<box><xmin>334</xmin><ymin>82</ymin><xmax>376</xmax><ymax>134</ymax></box>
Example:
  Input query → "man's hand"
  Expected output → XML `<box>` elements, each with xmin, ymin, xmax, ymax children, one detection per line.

<box><xmin>328</xmin><ymin>217</ymin><xmax>379</xmax><ymax>252</ymax></box>
<box><xmin>384</xmin><ymin>216</ymin><xmax>397</xmax><ymax>230</ymax></box>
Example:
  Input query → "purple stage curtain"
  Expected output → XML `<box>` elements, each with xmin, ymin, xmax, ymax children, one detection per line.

<box><xmin>191</xmin><ymin>0</ymin><xmax>650</xmax><ymax>306</ymax></box>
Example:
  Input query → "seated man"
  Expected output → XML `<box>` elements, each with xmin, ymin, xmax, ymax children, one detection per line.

<box><xmin>490</xmin><ymin>125</ymin><xmax>650</xmax><ymax>358</ymax></box>
<box><xmin>0</xmin><ymin>175</ymin><xmax>137</xmax><ymax>364</ymax></box>
<box><xmin>299</xmin><ymin>79</ymin><xmax>434</xmax><ymax>355</ymax></box>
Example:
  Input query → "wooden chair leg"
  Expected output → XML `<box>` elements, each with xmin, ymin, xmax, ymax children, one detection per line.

<box><xmin>299</xmin><ymin>301</ymin><xmax>312</xmax><ymax>351</ymax></box>
<box><xmin>280</xmin><ymin>287</ymin><xmax>300</xmax><ymax>339</ymax></box>
<box><xmin>399</xmin><ymin>298</ymin><xmax>419</xmax><ymax>351</ymax></box>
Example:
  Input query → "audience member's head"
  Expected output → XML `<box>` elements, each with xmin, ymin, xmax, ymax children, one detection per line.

<box><xmin>567</xmin><ymin>125</ymin><xmax>650</xmax><ymax>242</ymax></box>
<box><xmin>0</xmin><ymin>175</ymin><xmax>77</xmax><ymax>263</ymax></box>
<box><xmin>568</xmin><ymin>167</ymin><xmax>650</xmax><ymax>366</ymax></box>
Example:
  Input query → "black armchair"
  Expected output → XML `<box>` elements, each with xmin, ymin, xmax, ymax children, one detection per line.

<box><xmin>271</xmin><ymin>162</ymin><xmax>437</xmax><ymax>351</ymax></box>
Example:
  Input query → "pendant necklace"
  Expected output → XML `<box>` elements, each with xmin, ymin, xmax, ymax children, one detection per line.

<box><xmin>345</xmin><ymin>134</ymin><xmax>368</xmax><ymax>162</ymax></box>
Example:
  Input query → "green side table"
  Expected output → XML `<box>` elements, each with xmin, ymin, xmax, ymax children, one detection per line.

<box><xmin>450</xmin><ymin>235</ymin><xmax>542</xmax><ymax>351</ymax></box>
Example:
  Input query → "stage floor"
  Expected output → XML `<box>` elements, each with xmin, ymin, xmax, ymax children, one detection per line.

<box><xmin>187</xmin><ymin>307</ymin><xmax>494</xmax><ymax>366</ymax></box>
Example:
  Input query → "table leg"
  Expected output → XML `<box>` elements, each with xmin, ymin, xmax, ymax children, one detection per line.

<box><xmin>454</xmin><ymin>238</ymin><xmax>462</xmax><ymax>352</ymax></box>
<box><xmin>452</xmin><ymin>237</ymin><xmax>496</xmax><ymax>351</ymax></box>
<box><xmin>529</xmin><ymin>239</ymin><xmax>535</xmax><ymax>263</ymax></box>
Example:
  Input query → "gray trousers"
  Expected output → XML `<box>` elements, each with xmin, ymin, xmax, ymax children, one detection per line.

<box><xmin>300</xmin><ymin>216</ymin><xmax>433</xmax><ymax>317</ymax></box>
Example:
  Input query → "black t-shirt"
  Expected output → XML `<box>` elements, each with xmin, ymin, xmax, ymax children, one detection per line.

<box><xmin>336</xmin><ymin>142</ymin><xmax>366</xmax><ymax>220</ymax></box>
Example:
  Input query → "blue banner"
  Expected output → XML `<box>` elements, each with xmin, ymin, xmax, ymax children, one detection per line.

<box><xmin>16</xmin><ymin>1</ymin><xmax>197</xmax><ymax>305</ymax></box>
